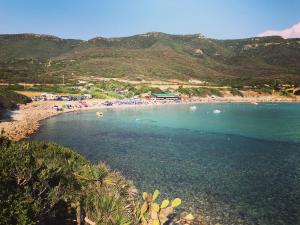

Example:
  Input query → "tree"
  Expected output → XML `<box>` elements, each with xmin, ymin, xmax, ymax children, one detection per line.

<box><xmin>273</xmin><ymin>79</ymin><xmax>283</xmax><ymax>91</ymax></box>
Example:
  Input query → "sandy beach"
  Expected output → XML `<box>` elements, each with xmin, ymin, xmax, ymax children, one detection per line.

<box><xmin>0</xmin><ymin>95</ymin><xmax>299</xmax><ymax>141</ymax></box>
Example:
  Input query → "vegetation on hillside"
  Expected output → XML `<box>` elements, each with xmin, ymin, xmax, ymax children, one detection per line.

<box><xmin>1</xmin><ymin>33</ymin><xmax>300</xmax><ymax>85</ymax></box>
<box><xmin>0</xmin><ymin>88</ymin><xmax>31</xmax><ymax>112</ymax></box>
<box><xmin>8</xmin><ymin>84</ymin><xmax>82</xmax><ymax>95</ymax></box>
<box><xmin>4</xmin><ymin>78</ymin><xmax>299</xmax><ymax>101</ymax></box>
<box><xmin>4</xmin><ymin>80</ymin><xmax>164</xmax><ymax>99</ymax></box>
<box><xmin>229</xmin><ymin>88</ymin><xmax>244</xmax><ymax>97</ymax></box>
<box><xmin>177</xmin><ymin>86</ymin><xmax>223</xmax><ymax>97</ymax></box>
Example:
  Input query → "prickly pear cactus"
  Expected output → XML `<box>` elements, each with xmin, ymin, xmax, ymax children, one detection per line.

<box><xmin>139</xmin><ymin>190</ymin><xmax>181</xmax><ymax>225</ymax></box>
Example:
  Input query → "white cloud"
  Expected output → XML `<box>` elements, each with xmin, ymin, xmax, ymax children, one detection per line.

<box><xmin>258</xmin><ymin>21</ymin><xmax>300</xmax><ymax>39</ymax></box>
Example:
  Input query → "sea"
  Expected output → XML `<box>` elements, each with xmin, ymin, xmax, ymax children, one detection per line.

<box><xmin>31</xmin><ymin>103</ymin><xmax>300</xmax><ymax>225</ymax></box>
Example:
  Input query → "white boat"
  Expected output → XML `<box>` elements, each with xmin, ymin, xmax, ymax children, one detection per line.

<box><xmin>213</xmin><ymin>109</ymin><xmax>221</xmax><ymax>114</ymax></box>
<box><xmin>190</xmin><ymin>106</ymin><xmax>197</xmax><ymax>110</ymax></box>
<box><xmin>251</xmin><ymin>102</ymin><xmax>258</xmax><ymax>105</ymax></box>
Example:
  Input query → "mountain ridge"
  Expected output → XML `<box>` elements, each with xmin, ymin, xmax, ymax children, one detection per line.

<box><xmin>0</xmin><ymin>32</ymin><xmax>300</xmax><ymax>85</ymax></box>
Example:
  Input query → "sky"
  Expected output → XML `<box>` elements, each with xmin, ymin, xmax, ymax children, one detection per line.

<box><xmin>0</xmin><ymin>0</ymin><xmax>300</xmax><ymax>40</ymax></box>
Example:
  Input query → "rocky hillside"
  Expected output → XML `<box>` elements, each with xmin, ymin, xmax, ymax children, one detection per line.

<box><xmin>1</xmin><ymin>32</ymin><xmax>300</xmax><ymax>85</ymax></box>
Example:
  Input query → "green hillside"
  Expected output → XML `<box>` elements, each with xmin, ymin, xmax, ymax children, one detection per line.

<box><xmin>1</xmin><ymin>33</ymin><xmax>300</xmax><ymax>85</ymax></box>
<box><xmin>0</xmin><ymin>34</ymin><xmax>82</xmax><ymax>60</ymax></box>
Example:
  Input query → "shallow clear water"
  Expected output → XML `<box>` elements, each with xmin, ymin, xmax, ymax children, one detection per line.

<box><xmin>31</xmin><ymin>103</ymin><xmax>300</xmax><ymax>225</ymax></box>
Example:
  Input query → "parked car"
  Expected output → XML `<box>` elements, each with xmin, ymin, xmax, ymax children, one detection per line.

<box><xmin>102</xmin><ymin>101</ymin><xmax>113</xmax><ymax>106</ymax></box>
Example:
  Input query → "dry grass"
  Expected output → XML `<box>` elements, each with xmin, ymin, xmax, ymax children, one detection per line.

<box><xmin>16</xmin><ymin>91</ymin><xmax>43</xmax><ymax>97</ymax></box>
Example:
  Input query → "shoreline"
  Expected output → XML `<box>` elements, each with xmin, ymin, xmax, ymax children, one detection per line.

<box><xmin>1</xmin><ymin>96</ymin><xmax>299</xmax><ymax>141</ymax></box>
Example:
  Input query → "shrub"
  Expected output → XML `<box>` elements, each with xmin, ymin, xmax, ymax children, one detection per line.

<box><xmin>0</xmin><ymin>88</ymin><xmax>31</xmax><ymax>111</ymax></box>
<box><xmin>294</xmin><ymin>89</ymin><xmax>300</xmax><ymax>95</ymax></box>
<box><xmin>26</xmin><ymin>84</ymin><xmax>81</xmax><ymax>94</ymax></box>
<box><xmin>230</xmin><ymin>88</ymin><xmax>244</xmax><ymax>97</ymax></box>
<box><xmin>134</xmin><ymin>85</ymin><xmax>162</xmax><ymax>95</ymax></box>
<box><xmin>0</xmin><ymin>138</ymin><xmax>137</xmax><ymax>225</ymax></box>
<box><xmin>177</xmin><ymin>86</ymin><xmax>223</xmax><ymax>97</ymax></box>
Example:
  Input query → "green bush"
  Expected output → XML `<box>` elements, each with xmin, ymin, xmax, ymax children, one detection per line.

<box><xmin>134</xmin><ymin>85</ymin><xmax>162</xmax><ymax>95</ymax></box>
<box><xmin>294</xmin><ymin>90</ymin><xmax>300</xmax><ymax>95</ymax></box>
<box><xmin>0</xmin><ymin>138</ymin><xmax>137</xmax><ymax>225</ymax></box>
<box><xmin>26</xmin><ymin>85</ymin><xmax>81</xmax><ymax>94</ymax></box>
<box><xmin>177</xmin><ymin>86</ymin><xmax>223</xmax><ymax>97</ymax></box>
<box><xmin>0</xmin><ymin>88</ymin><xmax>31</xmax><ymax>111</ymax></box>
<box><xmin>230</xmin><ymin>88</ymin><xmax>244</xmax><ymax>97</ymax></box>
<box><xmin>5</xmin><ymin>84</ymin><xmax>25</xmax><ymax>91</ymax></box>
<box><xmin>252</xmin><ymin>86</ymin><xmax>273</xmax><ymax>94</ymax></box>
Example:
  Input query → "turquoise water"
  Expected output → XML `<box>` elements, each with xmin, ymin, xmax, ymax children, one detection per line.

<box><xmin>32</xmin><ymin>103</ymin><xmax>300</xmax><ymax>225</ymax></box>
